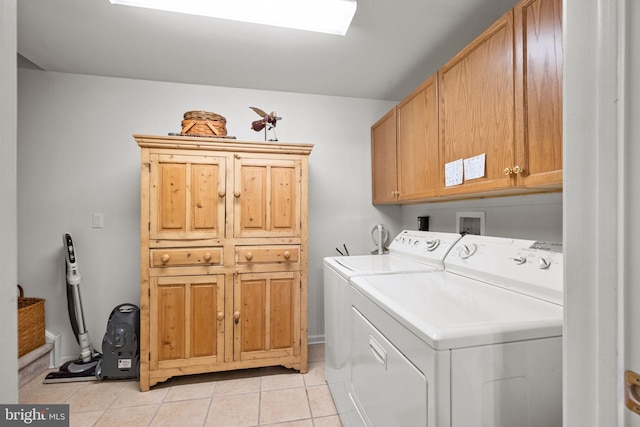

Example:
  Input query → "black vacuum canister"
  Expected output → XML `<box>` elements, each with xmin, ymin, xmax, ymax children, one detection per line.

<box><xmin>97</xmin><ymin>303</ymin><xmax>140</xmax><ymax>380</ymax></box>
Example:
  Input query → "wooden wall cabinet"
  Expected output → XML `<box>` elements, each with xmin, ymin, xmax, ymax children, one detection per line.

<box><xmin>438</xmin><ymin>9</ymin><xmax>516</xmax><ymax>197</ymax></box>
<box><xmin>514</xmin><ymin>0</ymin><xmax>563</xmax><ymax>188</ymax></box>
<box><xmin>371</xmin><ymin>108</ymin><xmax>398</xmax><ymax>204</ymax></box>
<box><xmin>136</xmin><ymin>134</ymin><xmax>313</xmax><ymax>391</ymax></box>
<box><xmin>396</xmin><ymin>75</ymin><xmax>440</xmax><ymax>201</ymax></box>
<box><xmin>371</xmin><ymin>0</ymin><xmax>562</xmax><ymax>203</ymax></box>
<box><xmin>371</xmin><ymin>75</ymin><xmax>439</xmax><ymax>204</ymax></box>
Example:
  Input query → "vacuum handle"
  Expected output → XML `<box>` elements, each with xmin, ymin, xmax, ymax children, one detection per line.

<box><xmin>114</xmin><ymin>303</ymin><xmax>140</xmax><ymax>314</ymax></box>
<box><xmin>63</xmin><ymin>233</ymin><xmax>81</xmax><ymax>285</ymax></box>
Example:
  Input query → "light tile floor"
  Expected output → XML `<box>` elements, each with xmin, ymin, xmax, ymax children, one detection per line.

<box><xmin>20</xmin><ymin>344</ymin><xmax>342</xmax><ymax>427</ymax></box>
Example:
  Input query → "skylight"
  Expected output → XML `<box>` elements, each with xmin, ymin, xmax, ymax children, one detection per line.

<box><xmin>109</xmin><ymin>0</ymin><xmax>358</xmax><ymax>36</ymax></box>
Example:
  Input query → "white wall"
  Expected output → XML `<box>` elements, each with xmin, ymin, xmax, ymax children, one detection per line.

<box><xmin>17</xmin><ymin>69</ymin><xmax>399</xmax><ymax>359</ymax></box>
<box><xmin>1</xmin><ymin>0</ymin><xmax>19</xmax><ymax>403</ymax></box>
<box><xmin>401</xmin><ymin>193</ymin><xmax>562</xmax><ymax>242</ymax></box>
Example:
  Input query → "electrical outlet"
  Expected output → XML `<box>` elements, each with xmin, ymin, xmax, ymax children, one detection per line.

<box><xmin>92</xmin><ymin>213</ymin><xmax>104</xmax><ymax>228</ymax></box>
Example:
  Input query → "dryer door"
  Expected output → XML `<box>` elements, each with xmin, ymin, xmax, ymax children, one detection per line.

<box><xmin>351</xmin><ymin>307</ymin><xmax>427</xmax><ymax>427</ymax></box>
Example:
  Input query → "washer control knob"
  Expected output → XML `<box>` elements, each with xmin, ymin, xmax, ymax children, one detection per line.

<box><xmin>513</xmin><ymin>256</ymin><xmax>527</xmax><ymax>265</ymax></box>
<box><xmin>459</xmin><ymin>244</ymin><xmax>477</xmax><ymax>259</ymax></box>
<box><xmin>538</xmin><ymin>257</ymin><xmax>551</xmax><ymax>269</ymax></box>
<box><xmin>425</xmin><ymin>239</ymin><xmax>440</xmax><ymax>251</ymax></box>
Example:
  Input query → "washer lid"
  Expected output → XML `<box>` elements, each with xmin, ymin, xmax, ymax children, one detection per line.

<box><xmin>323</xmin><ymin>230</ymin><xmax>463</xmax><ymax>278</ymax></box>
<box><xmin>350</xmin><ymin>272</ymin><xmax>563</xmax><ymax>351</ymax></box>
<box><xmin>324</xmin><ymin>254</ymin><xmax>443</xmax><ymax>278</ymax></box>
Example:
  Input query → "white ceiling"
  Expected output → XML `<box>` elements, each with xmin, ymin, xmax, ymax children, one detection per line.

<box><xmin>17</xmin><ymin>0</ymin><xmax>516</xmax><ymax>102</ymax></box>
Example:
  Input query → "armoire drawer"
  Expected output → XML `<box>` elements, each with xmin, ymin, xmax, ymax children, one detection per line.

<box><xmin>150</xmin><ymin>247</ymin><xmax>223</xmax><ymax>267</ymax></box>
<box><xmin>236</xmin><ymin>246</ymin><xmax>300</xmax><ymax>264</ymax></box>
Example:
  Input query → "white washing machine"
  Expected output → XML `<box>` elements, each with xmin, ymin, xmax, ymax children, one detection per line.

<box><xmin>323</xmin><ymin>230</ymin><xmax>463</xmax><ymax>425</ymax></box>
<box><xmin>349</xmin><ymin>235</ymin><xmax>563</xmax><ymax>427</ymax></box>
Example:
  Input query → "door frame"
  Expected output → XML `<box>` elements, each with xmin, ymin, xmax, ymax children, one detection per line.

<box><xmin>563</xmin><ymin>0</ymin><xmax>639</xmax><ymax>425</ymax></box>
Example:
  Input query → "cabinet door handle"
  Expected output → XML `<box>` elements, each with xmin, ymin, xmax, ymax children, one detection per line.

<box><xmin>234</xmin><ymin>191</ymin><xmax>241</xmax><ymax>198</ymax></box>
<box><xmin>203</xmin><ymin>252</ymin><xmax>212</xmax><ymax>262</ymax></box>
<box><xmin>218</xmin><ymin>190</ymin><xmax>226</xmax><ymax>198</ymax></box>
<box><xmin>504</xmin><ymin>165</ymin><xmax>524</xmax><ymax>176</ymax></box>
<box><xmin>217</xmin><ymin>311</ymin><xmax>224</xmax><ymax>321</ymax></box>
<box><xmin>283</xmin><ymin>251</ymin><xmax>291</xmax><ymax>260</ymax></box>
<box><xmin>233</xmin><ymin>311</ymin><xmax>240</xmax><ymax>325</ymax></box>
<box><xmin>245</xmin><ymin>252</ymin><xmax>253</xmax><ymax>261</ymax></box>
<box><xmin>160</xmin><ymin>253</ymin><xmax>170</xmax><ymax>264</ymax></box>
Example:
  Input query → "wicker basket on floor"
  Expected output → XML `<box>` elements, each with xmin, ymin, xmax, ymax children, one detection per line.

<box><xmin>181</xmin><ymin>110</ymin><xmax>227</xmax><ymax>137</ymax></box>
<box><xmin>17</xmin><ymin>285</ymin><xmax>45</xmax><ymax>357</ymax></box>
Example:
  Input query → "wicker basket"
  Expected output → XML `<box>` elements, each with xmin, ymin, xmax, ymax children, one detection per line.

<box><xmin>181</xmin><ymin>110</ymin><xmax>227</xmax><ymax>137</ymax></box>
<box><xmin>17</xmin><ymin>285</ymin><xmax>45</xmax><ymax>357</ymax></box>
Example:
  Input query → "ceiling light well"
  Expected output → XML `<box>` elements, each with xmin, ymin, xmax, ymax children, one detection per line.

<box><xmin>109</xmin><ymin>0</ymin><xmax>358</xmax><ymax>36</ymax></box>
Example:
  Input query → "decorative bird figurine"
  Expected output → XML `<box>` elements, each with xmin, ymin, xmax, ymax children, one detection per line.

<box><xmin>250</xmin><ymin>107</ymin><xmax>281</xmax><ymax>141</ymax></box>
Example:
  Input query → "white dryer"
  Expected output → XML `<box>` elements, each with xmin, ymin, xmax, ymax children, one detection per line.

<box><xmin>323</xmin><ymin>230</ymin><xmax>463</xmax><ymax>425</ymax></box>
<box><xmin>349</xmin><ymin>235</ymin><xmax>563</xmax><ymax>427</ymax></box>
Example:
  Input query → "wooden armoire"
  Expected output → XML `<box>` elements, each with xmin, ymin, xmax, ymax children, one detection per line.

<box><xmin>135</xmin><ymin>134</ymin><xmax>313</xmax><ymax>391</ymax></box>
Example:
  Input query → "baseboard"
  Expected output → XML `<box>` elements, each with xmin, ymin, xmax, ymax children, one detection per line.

<box><xmin>308</xmin><ymin>334</ymin><xmax>325</xmax><ymax>345</ymax></box>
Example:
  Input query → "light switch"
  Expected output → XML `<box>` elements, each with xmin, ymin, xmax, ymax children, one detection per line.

<box><xmin>92</xmin><ymin>213</ymin><xmax>104</xmax><ymax>228</ymax></box>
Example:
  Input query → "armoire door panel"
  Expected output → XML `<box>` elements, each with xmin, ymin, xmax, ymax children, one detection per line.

<box><xmin>190</xmin><ymin>283</ymin><xmax>217</xmax><ymax>358</ymax></box>
<box><xmin>270</xmin><ymin>278</ymin><xmax>294</xmax><ymax>350</ymax></box>
<box><xmin>240</xmin><ymin>166</ymin><xmax>267</xmax><ymax>231</ymax></box>
<box><xmin>160</xmin><ymin>164</ymin><xmax>187</xmax><ymax>231</ymax></box>
<box><xmin>157</xmin><ymin>285</ymin><xmax>186</xmax><ymax>362</ymax></box>
<box><xmin>150</xmin><ymin>154</ymin><xmax>225</xmax><ymax>241</ymax></box>
<box><xmin>241</xmin><ymin>279</ymin><xmax>266</xmax><ymax>353</ymax></box>
<box><xmin>152</xmin><ymin>275</ymin><xmax>224</xmax><ymax>367</ymax></box>
<box><xmin>234</xmin><ymin>158</ymin><xmax>301</xmax><ymax>238</ymax></box>
<box><xmin>234</xmin><ymin>272</ymin><xmax>299</xmax><ymax>361</ymax></box>
<box><xmin>191</xmin><ymin>164</ymin><xmax>219</xmax><ymax>230</ymax></box>
<box><xmin>271</xmin><ymin>167</ymin><xmax>296</xmax><ymax>231</ymax></box>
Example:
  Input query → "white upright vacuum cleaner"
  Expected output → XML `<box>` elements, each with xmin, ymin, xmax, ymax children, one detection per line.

<box><xmin>43</xmin><ymin>233</ymin><xmax>102</xmax><ymax>383</ymax></box>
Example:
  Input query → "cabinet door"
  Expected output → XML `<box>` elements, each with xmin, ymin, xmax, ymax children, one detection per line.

<box><xmin>371</xmin><ymin>108</ymin><xmax>398</xmax><ymax>204</ymax></box>
<box><xmin>397</xmin><ymin>75</ymin><xmax>440</xmax><ymax>201</ymax></box>
<box><xmin>514</xmin><ymin>0</ymin><xmax>563</xmax><ymax>187</ymax></box>
<box><xmin>234</xmin><ymin>156</ymin><xmax>301</xmax><ymax>238</ymax></box>
<box><xmin>233</xmin><ymin>272</ymin><xmax>300</xmax><ymax>362</ymax></box>
<box><xmin>150</xmin><ymin>274</ymin><xmax>225</xmax><ymax>369</ymax></box>
<box><xmin>439</xmin><ymin>11</ymin><xmax>516</xmax><ymax>195</ymax></box>
<box><xmin>149</xmin><ymin>153</ymin><xmax>226</xmax><ymax>240</ymax></box>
